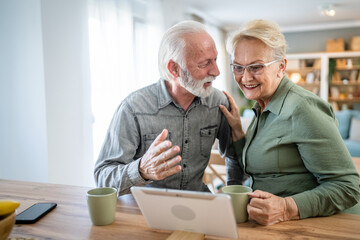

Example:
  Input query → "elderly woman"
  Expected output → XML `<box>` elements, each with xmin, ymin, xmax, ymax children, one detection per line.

<box><xmin>219</xmin><ymin>19</ymin><xmax>360</xmax><ymax>225</ymax></box>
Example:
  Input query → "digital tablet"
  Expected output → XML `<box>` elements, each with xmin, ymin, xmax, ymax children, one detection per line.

<box><xmin>131</xmin><ymin>186</ymin><xmax>238</xmax><ymax>239</ymax></box>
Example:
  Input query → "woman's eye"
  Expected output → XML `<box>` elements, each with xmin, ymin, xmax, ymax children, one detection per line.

<box><xmin>250</xmin><ymin>65</ymin><xmax>264</xmax><ymax>72</ymax></box>
<box><xmin>234</xmin><ymin>66</ymin><xmax>244</xmax><ymax>71</ymax></box>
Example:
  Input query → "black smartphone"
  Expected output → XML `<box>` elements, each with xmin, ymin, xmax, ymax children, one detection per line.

<box><xmin>15</xmin><ymin>202</ymin><xmax>57</xmax><ymax>224</ymax></box>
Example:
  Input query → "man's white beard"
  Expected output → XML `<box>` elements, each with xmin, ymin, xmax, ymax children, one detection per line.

<box><xmin>178</xmin><ymin>68</ymin><xmax>215</xmax><ymax>98</ymax></box>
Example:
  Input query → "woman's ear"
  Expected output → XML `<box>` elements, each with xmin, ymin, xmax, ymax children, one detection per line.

<box><xmin>167</xmin><ymin>60</ymin><xmax>180</xmax><ymax>78</ymax></box>
<box><xmin>277</xmin><ymin>58</ymin><xmax>287</xmax><ymax>77</ymax></box>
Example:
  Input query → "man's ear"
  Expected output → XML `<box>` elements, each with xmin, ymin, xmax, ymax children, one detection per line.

<box><xmin>167</xmin><ymin>60</ymin><xmax>180</xmax><ymax>78</ymax></box>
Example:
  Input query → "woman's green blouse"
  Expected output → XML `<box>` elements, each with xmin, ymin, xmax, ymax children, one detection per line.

<box><xmin>232</xmin><ymin>76</ymin><xmax>360</xmax><ymax>219</ymax></box>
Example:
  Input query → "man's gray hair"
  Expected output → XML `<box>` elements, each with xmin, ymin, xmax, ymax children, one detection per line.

<box><xmin>158</xmin><ymin>20</ymin><xmax>206</xmax><ymax>80</ymax></box>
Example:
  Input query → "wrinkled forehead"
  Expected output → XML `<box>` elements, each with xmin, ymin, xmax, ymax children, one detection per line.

<box><xmin>233</xmin><ymin>38</ymin><xmax>274</xmax><ymax>63</ymax></box>
<box><xmin>183</xmin><ymin>32</ymin><xmax>217</xmax><ymax>60</ymax></box>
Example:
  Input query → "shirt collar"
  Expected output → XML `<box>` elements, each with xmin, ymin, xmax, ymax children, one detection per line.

<box><xmin>199</xmin><ymin>96</ymin><xmax>209</xmax><ymax>106</ymax></box>
<box><xmin>253</xmin><ymin>76</ymin><xmax>294</xmax><ymax>116</ymax></box>
<box><xmin>158</xmin><ymin>78</ymin><xmax>173</xmax><ymax>108</ymax></box>
<box><xmin>157</xmin><ymin>78</ymin><xmax>206</xmax><ymax>109</ymax></box>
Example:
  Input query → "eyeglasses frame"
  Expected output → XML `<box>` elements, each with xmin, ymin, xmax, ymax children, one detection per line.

<box><xmin>230</xmin><ymin>59</ymin><xmax>280</xmax><ymax>76</ymax></box>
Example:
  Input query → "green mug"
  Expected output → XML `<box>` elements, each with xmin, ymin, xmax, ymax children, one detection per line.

<box><xmin>86</xmin><ymin>187</ymin><xmax>117</xmax><ymax>226</ymax></box>
<box><xmin>222</xmin><ymin>185</ymin><xmax>252</xmax><ymax>223</ymax></box>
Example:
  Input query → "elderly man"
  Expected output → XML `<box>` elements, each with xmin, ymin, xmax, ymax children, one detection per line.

<box><xmin>94</xmin><ymin>20</ymin><xmax>238</xmax><ymax>196</ymax></box>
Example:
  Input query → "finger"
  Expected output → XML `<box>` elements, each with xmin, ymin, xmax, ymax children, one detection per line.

<box><xmin>222</xmin><ymin>91</ymin><xmax>238</xmax><ymax>112</ymax></box>
<box><xmin>159</xmin><ymin>155</ymin><xmax>182</xmax><ymax>172</ymax></box>
<box><xmin>248</xmin><ymin>204</ymin><xmax>265</xmax><ymax>216</ymax></box>
<box><xmin>152</xmin><ymin>140</ymin><xmax>174</xmax><ymax>158</ymax></box>
<box><xmin>165</xmin><ymin>155</ymin><xmax>182</xmax><ymax>168</ymax></box>
<box><xmin>249</xmin><ymin>197</ymin><xmax>267</xmax><ymax>209</ymax></box>
<box><xmin>154</xmin><ymin>145</ymin><xmax>180</xmax><ymax>165</ymax></box>
<box><xmin>160</xmin><ymin>164</ymin><xmax>182</xmax><ymax>179</ymax></box>
<box><xmin>247</xmin><ymin>205</ymin><xmax>268</xmax><ymax>226</ymax></box>
<box><xmin>151</xmin><ymin>129</ymin><xmax>169</xmax><ymax>148</ymax></box>
<box><xmin>149</xmin><ymin>156</ymin><xmax>182</xmax><ymax>180</ymax></box>
<box><xmin>248</xmin><ymin>190</ymin><xmax>272</xmax><ymax>199</ymax></box>
<box><xmin>219</xmin><ymin>104</ymin><xmax>232</xmax><ymax>119</ymax></box>
<box><xmin>219</xmin><ymin>103</ymin><xmax>240</xmax><ymax>128</ymax></box>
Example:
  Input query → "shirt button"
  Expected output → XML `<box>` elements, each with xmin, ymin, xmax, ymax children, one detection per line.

<box><xmin>183</xmin><ymin>164</ymin><xmax>187</xmax><ymax>168</ymax></box>
<box><xmin>185</xmin><ymin>139</ymin><xmax>188</xmax><ymax>144</ymax></box>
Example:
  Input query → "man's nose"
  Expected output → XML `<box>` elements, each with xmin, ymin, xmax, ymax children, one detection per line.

<box><xmin>209</xmin><ymin>60</ymin><xmax>220</xmax><ymax>77</ymax></box>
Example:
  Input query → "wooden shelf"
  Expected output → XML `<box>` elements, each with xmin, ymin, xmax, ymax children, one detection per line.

<box><xmin>328</xmin><ymin>97</ymin><xmax>360</xmax><ymax>102</ymax></box>
<box><xmin>287</xmin><ymin>67</ymin><xmax>320</xmax><ymax>72</ymax></box>
<box><xmin>331</xmin><ymin>82</ymin><xmax>360</xmax><ymax>86</ymax></box>
<box><xmin>327</xmin><ymin>51</ymin><xmax>360</xmax><ymax>58</ymax></box>
<box><xmin>287</xmin><ymin>51</ymin><xmax>360</xmax><ymax>59</ymax></box>
<box><xmin>336</xmin><ymin>66</ymin><xmax>360</xmax><ymax>70</ymax></box>
<box><xmin>297</xmin><ymin>82</ymin><xmax>320</xmax><ymax>87</ymax></box>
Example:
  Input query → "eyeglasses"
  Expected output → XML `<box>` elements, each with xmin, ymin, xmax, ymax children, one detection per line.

<box><xmin>230</xmin><ymin>59</ymin><xmax>280</xmax><ymax>76</ymax></box>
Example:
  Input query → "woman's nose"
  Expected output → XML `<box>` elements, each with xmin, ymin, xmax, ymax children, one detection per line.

<box><xmin>241</xmin><ymin>67</ymin><xmax>253</xmax><ymax>82</ymax></box>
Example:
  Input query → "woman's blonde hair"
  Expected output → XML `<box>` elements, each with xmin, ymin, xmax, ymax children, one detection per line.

<box><xmin>227</xmin><ymin>19</ymin><xmax>287</xmax><ymax>60</ymax></box>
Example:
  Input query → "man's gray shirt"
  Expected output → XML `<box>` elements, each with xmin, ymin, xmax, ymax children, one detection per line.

<box><xmin>94</xmin><ymin>78</ymin><xmax>236</xmax><ymax>195</ymax></box>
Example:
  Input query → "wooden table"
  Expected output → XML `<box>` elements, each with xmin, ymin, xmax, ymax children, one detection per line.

<box><xmin>1</xmin><ymin>179</ymin><xmax>360</xmax><ymax>240</ymax></box>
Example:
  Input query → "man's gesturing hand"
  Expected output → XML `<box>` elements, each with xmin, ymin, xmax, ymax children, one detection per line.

<box><xmin>139</xmin><ymin>129</ymin><xmax>182</xmax><ymax>180</ymax></box>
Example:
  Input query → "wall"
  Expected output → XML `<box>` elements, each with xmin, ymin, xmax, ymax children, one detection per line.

<box><xmin>0</xmin><ymin>0</ymin><xmax>48</xmax><ymax>182</ymax></box>
<box><xmin>162</xmin><ymin>0</ymin><xmax>189</xmax><ymax>29</ymax></box>
<box><xmin>285</xmin><ymin>27</ymin><xmax>360</xmax><ymax>53</ymax></box>
<box><xmin>0</xmin><ymin>0</ymin><xmax>94</xmax><ymax>187</ymax></box>
<box><xmin>41</xmin><ymin>0</ymin><xmax>94</xmax><ymax>186</ymax></box>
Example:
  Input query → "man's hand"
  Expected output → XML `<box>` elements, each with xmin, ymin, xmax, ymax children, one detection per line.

<box><xmin>247</xmin><ymin>190</ymin><xmax>299</xmax><ymax>225</ymax></box>
<box><xmin>139</xmin><ymin>129</ymin><xmax>182</xmax><ymax>180</ymax></box>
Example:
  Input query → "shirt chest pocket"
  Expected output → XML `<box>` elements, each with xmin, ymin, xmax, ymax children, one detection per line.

<box><xmin>143</xmin><ymin>132</ymin><xmax>172</xmax><ymax>152</ymax></box>
<box><xmin>200</xmin><ymin>126</ymin><xmax>217</xmax><ymax>157</ymax></box>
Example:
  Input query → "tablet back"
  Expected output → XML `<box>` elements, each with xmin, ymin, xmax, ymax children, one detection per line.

<box><xmin>131</xmin><ymin>186</ymin><xmax>238</xmax><ymax>239</ymax></box>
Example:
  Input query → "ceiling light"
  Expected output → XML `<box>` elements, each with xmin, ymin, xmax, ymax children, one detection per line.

<box><xmin>320</xmin><ymin>4</ymin><xmax>336</xmax><ymax>17</ymax></box>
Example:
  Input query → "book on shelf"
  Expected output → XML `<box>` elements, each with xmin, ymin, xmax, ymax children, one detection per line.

<box><xmin>306</xmin><ymin>72</ymin><xmax>315</xmax><ymax>83</ymax></box>
<box><xmin>350</xmin><ymin>70</ymin><xmax>358</xmax><ymax>82</ymax></box>
<box><xmin>330</xmin><ymin>87</ymin><xmax>340</xmax><ymax>98</ymax></box>
<box><xmin>336</xmin><ymin>59</ymin><xmax>347</xmax><ymax>68</ymax></box>
<box><xmin>332</xmin><ymin>72</ymin><xmax>341</xmax><ymax>83</ymax></box>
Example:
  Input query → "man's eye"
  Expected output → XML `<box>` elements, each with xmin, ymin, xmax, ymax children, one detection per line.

<box><xmin>199</xmin><ymin>61</ymin><xmax>211</xmax><ymax>68</ymax></box>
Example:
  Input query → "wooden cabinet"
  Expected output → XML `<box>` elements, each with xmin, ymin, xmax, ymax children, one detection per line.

<box><xmin>286</xmin><ymin>55</ymin><xmax>322</xmax><ymax>97</ymax></box>
<box><xmin>286</xmin><ymin>51</ymin><xmax>360</xmax><ymax>111</ymax></box>
<box><xmin>328</xmin><ymin>55</ymin><xmax>360</xmax><ymax>110</ymax></box>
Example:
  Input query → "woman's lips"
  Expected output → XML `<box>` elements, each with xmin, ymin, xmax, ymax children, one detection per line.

<box><xmin>243</xmin><ymin>84</ymin><xmax>259</xmax><ymax>89</ymax></box>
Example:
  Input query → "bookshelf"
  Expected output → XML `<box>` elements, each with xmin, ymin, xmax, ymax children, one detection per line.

<box><xmin>287</xmin><ymin>51</ymin><xmax>360</xmax><ymax>110</ymax></box>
